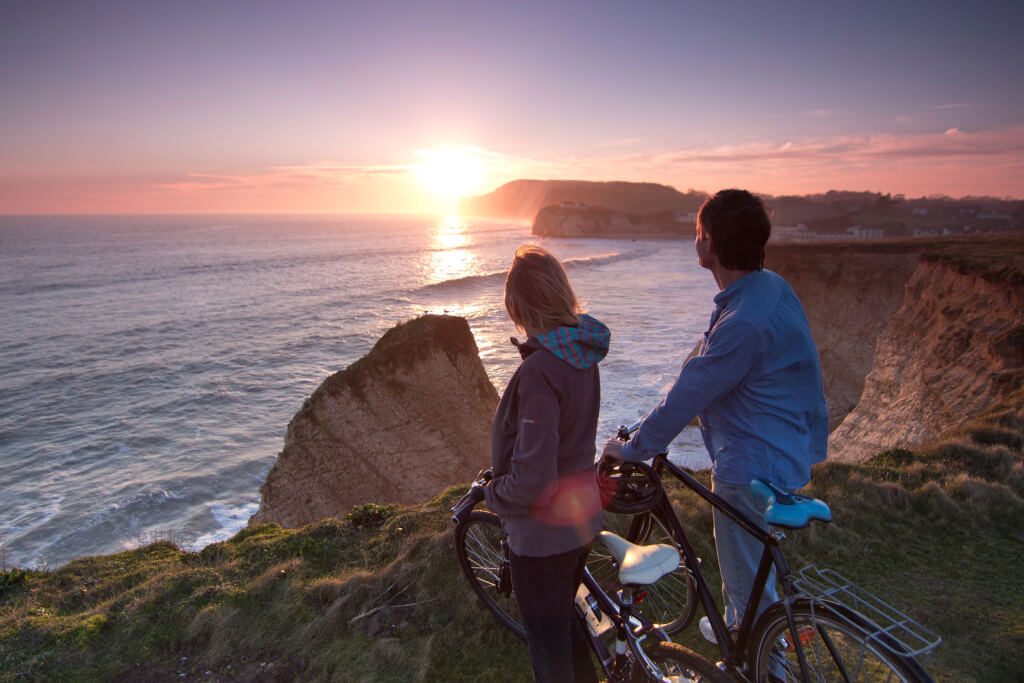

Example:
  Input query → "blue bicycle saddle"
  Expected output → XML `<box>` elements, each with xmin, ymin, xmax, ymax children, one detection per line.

<box><xmin>750</xmin><ymin>479</ymin><xmax>832</xmax><ymax>528</ymax></box>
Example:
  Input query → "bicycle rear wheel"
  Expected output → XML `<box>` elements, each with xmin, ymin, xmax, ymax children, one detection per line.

<box><xmin>749</xmin><ymin>599</ymin><xmax>932</xmax><ymax>682</ymax></box>
<box><xmin>453</xmin><ymin>510</ymin><xmax>525</xmax><ymax>640</ymax></box>
<box><xmin>588</xmin><ymin>510</ymin><xmax>697</xmax><ymax>634</ymax></box>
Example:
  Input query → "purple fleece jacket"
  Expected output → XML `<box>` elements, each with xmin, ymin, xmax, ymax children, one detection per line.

<box><xmin>484</xmin><ymin>314</ymin><xmax>610</xmax><ymax>557</ymax></box>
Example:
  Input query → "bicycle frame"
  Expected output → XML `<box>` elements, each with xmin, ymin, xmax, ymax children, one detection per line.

<box><xmin>647</xmin><ymin>452</ymin><xmax>815</xmax><ymax>680</ymax></box>
<box><xmin>456</xmin><ymin>489</ymin><xmax>688</xmax><ymax>679</ymax></box>
<box><xmin>577</xmin><ymin>555</ymin><xmax>683</xmax><ymax>681</ymax></box>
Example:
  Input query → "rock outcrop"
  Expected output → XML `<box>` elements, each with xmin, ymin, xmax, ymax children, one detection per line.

<box><xmin>770</xmin><ymin>235</ymin><xmax>1024</xmax><ymax>462</ymax></box>
<box><xmin>249</xmin><ymin>315</ymin><xmax>498</xmax><ymax>528</ymax></box>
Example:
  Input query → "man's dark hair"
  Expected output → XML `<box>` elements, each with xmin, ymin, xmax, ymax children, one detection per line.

<box><xmin>697</xmin><ymin>189</ymin><xmax>771</xmax><ymax>271</ymax></box>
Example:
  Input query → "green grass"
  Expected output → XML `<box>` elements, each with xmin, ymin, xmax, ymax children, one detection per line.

<box><xmin>2</xmin><ymin>413</ymin><xmax>1021</xmax><ymax>681</ymax></box>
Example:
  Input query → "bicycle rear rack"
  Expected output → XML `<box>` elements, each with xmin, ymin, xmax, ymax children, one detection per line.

<box><xmin>793</xmin><ymin>566</ymin><xmax>941</xmax><ymax>659</ymax></box>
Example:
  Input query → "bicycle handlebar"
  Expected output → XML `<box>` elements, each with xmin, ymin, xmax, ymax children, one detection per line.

<box><xmin>616</xmin><ymin>420</ymin><xmax>643</xmax><ymax>441</ymax></box>
<box><xmin>450</xmin><ymin>469</ymin><xmax>493</xmax><ymax>524</ymax></box>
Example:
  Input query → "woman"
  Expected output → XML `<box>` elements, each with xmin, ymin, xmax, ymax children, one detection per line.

<box><xmin>484</xmin><ymin>245</ymin><xmax>609</xmax><ymax>683</ymax></box>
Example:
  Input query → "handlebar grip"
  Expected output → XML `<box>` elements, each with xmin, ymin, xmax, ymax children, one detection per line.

<box><xmin>469</xmin><ymin>482</ymin><xmax>486</xmax><ymax>503</ymax></box>
<box><xmin>450</xmin><ymin>482</ymin><xmax>487</xmax><ymax>524</ymax></box>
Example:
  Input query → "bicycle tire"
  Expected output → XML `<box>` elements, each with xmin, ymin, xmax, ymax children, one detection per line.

<box><xmin>749</xmin><ymin>598</ymin><xmax>933</xmax><ymax>682</ymax></box>
<box><xmin>588</xmin><ymin>510</ymin><xmax>697</xmax><ymax>634</ymax></box>
<box><xmin>453</xmin><ymin>510</ymin><xmax>525</xmax><ymax>640</ymax></box>
<box><xmin>633</xmin><ymin>640</ymin><xmax>729</xmax><ymax>682</ymax></box>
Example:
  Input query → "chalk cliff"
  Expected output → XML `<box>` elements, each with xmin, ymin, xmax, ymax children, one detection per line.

<box><xmin>770</xmin><ymin>235</ymin><xmax>1024</xmax><ymax>462</ymax></box>
<box><xmin>459</xmin><ymin>179</ymin><xmax>704</xmax><ymax>222</ymax></box>
<box><xmin>825</xmin><ymin>254</ymin><xmax>1023</xmax><ymax>461</ymax></box>
<box><xmin>249</xmin><ymin>315</ymin><xmax>498</xmax><ymax>528</ymax></box>
<box><xmin>766</xmin><ymin>242</ymin><xmax>921</xmax><ymax>431</ymax></box>
<box><xmin>533</xmin><ymin>205</ymin><xmax>696</xmax><ymax>238</ymax></box>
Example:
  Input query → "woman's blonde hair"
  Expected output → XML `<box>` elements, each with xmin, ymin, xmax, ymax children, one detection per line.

<box><xmin>504</xmin><ymin>244</ymin><xmax>581</xmax><ymax>334</ymax></box>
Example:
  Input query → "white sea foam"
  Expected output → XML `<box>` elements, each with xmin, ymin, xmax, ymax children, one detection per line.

<box><xmin>188</xmin><ymin>502</ymin><xmax>261</xmax><ymax>550</ymax></box>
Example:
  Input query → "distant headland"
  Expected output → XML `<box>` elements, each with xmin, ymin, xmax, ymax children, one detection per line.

<box><xmin>458</xmin><ymin>179</ymin><xmax>1024</xmax><ymax>241</ymax></box>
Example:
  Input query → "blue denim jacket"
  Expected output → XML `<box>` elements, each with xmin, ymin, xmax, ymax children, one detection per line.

<box><xmin>621</xmin><ymin>270</ymin><xmax>827</xmax><ymax>490</ymax></box>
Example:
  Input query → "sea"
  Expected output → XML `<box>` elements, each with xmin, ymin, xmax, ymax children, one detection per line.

<box><xmin>0</xmin><ymin>214</ymin><xmax>719</xmax><ymax>570</ymax></box>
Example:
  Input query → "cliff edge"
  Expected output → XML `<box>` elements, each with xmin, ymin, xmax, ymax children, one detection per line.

<box><xmin>771</xmin><ymin>235</ymin><xmax>1024</xmax><ymax>462</ymax></box>
<box><xmin>249</xmin><ymin>315</ymin><xmax>498</xmax><ymax>528</ymax></box>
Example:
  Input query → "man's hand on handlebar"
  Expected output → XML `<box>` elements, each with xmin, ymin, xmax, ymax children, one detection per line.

<box><xmin>601</xmin><ymin>437</ymin><xmax>625</xmax><ymax>463</ymax></box>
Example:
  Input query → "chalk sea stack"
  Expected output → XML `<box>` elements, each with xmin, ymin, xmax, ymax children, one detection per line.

<box><xmin>249</xmin><ymin>315</ymin><xmax>498</xmax><ymax>528</ymax></box>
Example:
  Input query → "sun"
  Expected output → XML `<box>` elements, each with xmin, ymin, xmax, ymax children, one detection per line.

<box><xmin>415</xmin><ymin>147</ymin><xmax>486</xmax><ymax>199</ymax></box>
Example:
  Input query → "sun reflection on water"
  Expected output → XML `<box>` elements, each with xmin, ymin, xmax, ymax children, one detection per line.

<box><xmin>429</xmin><ymin>215</ymin><xmax>476</xmax><ymax>282</ymax></box>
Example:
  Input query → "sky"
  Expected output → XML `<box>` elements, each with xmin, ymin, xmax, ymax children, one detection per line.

<box><xmin>2</xmin><ymin>0</ymin><xmax>1022</xmax><ymax>214</ymax></box>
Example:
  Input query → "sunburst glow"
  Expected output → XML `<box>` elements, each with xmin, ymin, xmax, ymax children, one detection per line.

<box><xmin>415</xmin><ymin>148</ymin><xmax>486</xmax><ymax>199</ymax></box>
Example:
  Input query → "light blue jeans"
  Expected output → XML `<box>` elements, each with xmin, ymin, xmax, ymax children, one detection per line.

<box><xmin>711</xmin><ymin>479</ymin><xmax>779</xmax><ymax>630</ymax></box>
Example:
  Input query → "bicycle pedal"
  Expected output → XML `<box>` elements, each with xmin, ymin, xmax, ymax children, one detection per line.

<box><xmin>497</xmin><ymin>562</ymin><xmax>513</xmax><ymax>597</ymax></box>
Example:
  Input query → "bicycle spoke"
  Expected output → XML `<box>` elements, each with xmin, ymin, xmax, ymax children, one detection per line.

<box><xmin>454</xmin><ymin>511</ymin><xmax>524</xmax><ymax>639</ymax></box>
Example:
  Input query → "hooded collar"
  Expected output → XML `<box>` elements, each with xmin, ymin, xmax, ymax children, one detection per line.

<box><xmin>511</xmin><ymin>313</ymin><xmax>610</xmax><ymax>369</ymax></box>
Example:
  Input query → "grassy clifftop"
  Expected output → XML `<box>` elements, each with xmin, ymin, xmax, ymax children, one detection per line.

<box><xmin>2</xmin><ymin>411</ymin><xmax>1022</xmax><ymax>681</ymax></box>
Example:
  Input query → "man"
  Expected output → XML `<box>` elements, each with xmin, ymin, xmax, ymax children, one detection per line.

<box><xmin>602</xmin><ymin>188</ymin><xmax>828</xmax><ymax>642</ymax></box>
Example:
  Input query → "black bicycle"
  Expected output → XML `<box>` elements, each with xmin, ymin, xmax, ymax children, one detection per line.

<box><xmin>598</xmin><ymin>422</ymin><xmax>942</xmax><ymax>682</ymax></box>
<box><xmin>451</xmin><ymin>472</ymin><xmax>725</xmax><ymax>682</ymax></box>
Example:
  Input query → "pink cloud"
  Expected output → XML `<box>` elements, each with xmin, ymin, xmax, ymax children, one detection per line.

<box><xmin>150</xmin><ymin>163</ymin><xmax>414</xmax><ymax>194</ymax></box>
<box><xmin>636</xmin><ymin>124</ymin><xmax>1024</xmax><ymax>166</ymax></box>
<box><xmin>926</xmin><ymin>103</ymin><xmax>976</xmax><ymax>110</ymax></box>
<box><xmin>501</xmin><ymin>124</ymin><xmax>1024</xmax><ymax>199</ymax></box>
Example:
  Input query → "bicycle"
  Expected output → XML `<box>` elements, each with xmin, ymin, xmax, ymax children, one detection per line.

<box><xmin>599</xmin><ymin>421</ymin><xmax>942</xmax><ymax>682</ymax></box>
<box><xmin>451</xmin><ymin>471</ymin><xmax>725</xmax><ymax>682</ymax></box>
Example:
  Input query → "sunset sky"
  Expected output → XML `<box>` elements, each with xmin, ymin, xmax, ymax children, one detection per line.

<box><xmin>2</xmin><ymin>0</ymin><xmax>1021</xmax><ymax>214</ymax></box>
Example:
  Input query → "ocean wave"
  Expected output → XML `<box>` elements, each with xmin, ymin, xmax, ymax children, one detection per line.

<box><xmin>1</xmin><ymin>493</ymin><xmax>64</xmax><ymax>539</ymax></box>
<box><xmin>413</xmin><ymin>247</ymin><xmax>660</xmax><ymax>295</ymax></box>
<box><xmin>186</xmin><ymin>501</ymin><xmax>261</xmax><ymax>550</ymax></box>
<box><xmin>26</xmin><ymin>487</ymin><xmax>185</xmax><ymax>555</ymax></box>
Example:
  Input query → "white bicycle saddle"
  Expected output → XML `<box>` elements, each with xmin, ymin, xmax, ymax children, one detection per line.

<box><xmin>597</xmin><ymin>530</ymin><xmax>681</xmax><ymax>586</ymax></box>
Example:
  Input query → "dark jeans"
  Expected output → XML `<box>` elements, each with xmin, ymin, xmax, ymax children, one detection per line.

<box><xmin>509</xmin><ymin>543</ymin><xmax>598</xmax><ymax>683</ymax></box>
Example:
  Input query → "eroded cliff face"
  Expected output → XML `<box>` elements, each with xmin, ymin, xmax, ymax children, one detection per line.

<box><xmin>533</xmin><ymin>205</ymin><xmax>694</xmax><ymax>238</ymax></box>
<box><xmin>249</xmin><ymin>315</ymin><xmax>498</xmax><ymax>528</ymax></box>
<box><xmin>827</xmin><ymin>259</ymin><xmax>1024</xmax><ymax>461</ymax></box>
<box><xmin>772</xmin><ymin>237</ymin><xmax>1023</xmax><ymax>463</ymax></box>
<box><xmin>767</xmin><ymin>243</ymin><xmax>921</xmax><ymax>431</ymax></box>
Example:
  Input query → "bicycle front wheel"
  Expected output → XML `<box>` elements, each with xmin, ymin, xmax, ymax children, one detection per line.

<box><xmin>749</xmin><ymin>599</ymin><xmax>932</xmax><ymax>682</ymax></box>
<box><xmin>453</xmin><ymin>510</ymin><xmax>525</xmax><ymax>640</ymax></box>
